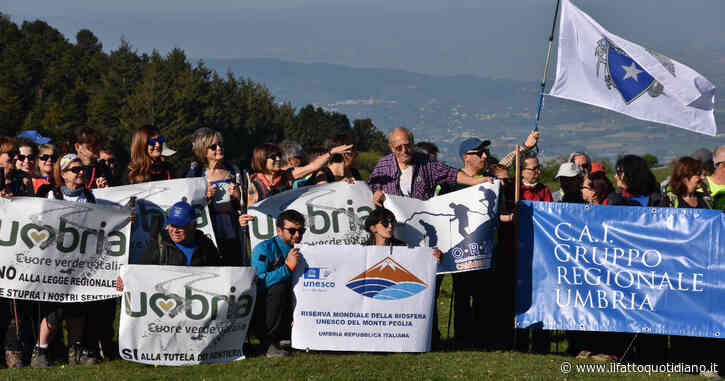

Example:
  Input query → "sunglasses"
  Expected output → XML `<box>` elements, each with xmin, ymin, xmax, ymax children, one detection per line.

<box><xmin>379</xmin><ymin>219</ymin><xmax>395</xmax><ymax>228</ymax></box>
<box><xmin>38</xmin><ymin>154</ymin><xmax>57</xmax><ymax>162</ymax></box>
<box><xmin>266</xmin><ymin>153</ymin><xmax>282</xmax><ymax>160</ymax></box>
<box><xmin>465</xmin><ymin>149</ymin><xmax>489</xmax><ymax>157</ymax></box>
<box><xmin>208</xmin><ymin>143</ymin><xmax>223</xmax><ymax>151</ymax></box>
<box><xmin>282</xmin><ymin>227</ymin><xmax>306</xmax><ymax>236</ymax></box>
<box><xmin>147</xmin><ymin>136</ymin><xmax>166</xmax><ymax>146</ymax></box>
<box><xmin>16</xmin><ymin>154</ymin><xmax>35</xmax><ymax>162</ymax></box>
<box><xmin>99</xmin><ymin>158</ymin><xmax>116</xmax><ymax>165</ymax></box>
<box><xmin>66</xmin><ymin>167</ymin><xmax>84</xmax><ymax>174</ymax></box>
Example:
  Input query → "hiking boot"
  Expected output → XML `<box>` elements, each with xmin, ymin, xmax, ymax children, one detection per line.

<box><xmin>68</xmin><ymin>343</ymin><xmax>82</xmax><ymax>365</ymax></box>
<box><xmin>279</xmin><ymin>339</ymin><xmax>292</xmax><ymax>349</ymax></box>
<box><xmin>5</xmin><ymin>350</ymin><xmax>25</xmax><ymax>368</ymax></box>
<box><xmin>265</xmin><ymin>343</ymin><xmax>290</xmax><ymax>358</ymax></box>
<box><xmin>79</xmin><ymin>348</ymin><xmax>101</xmax><ymax>365</ymax></box>
<box><xmin>31</xmin><ymin>346</ymin><xmax>50</xmax><ymax>367</ymax></box>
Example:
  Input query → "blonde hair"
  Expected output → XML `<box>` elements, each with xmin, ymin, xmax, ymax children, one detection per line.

<box><xmin>191</xmin><ymin>128</ymin><xmax>223</xmax><ymax>167</ymax></box>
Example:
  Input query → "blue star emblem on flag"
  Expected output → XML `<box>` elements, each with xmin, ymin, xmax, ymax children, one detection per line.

<box><xmin>607</xmin><ymin>46</ymin><xmax>655</xmax><ymax>104</ymax></box>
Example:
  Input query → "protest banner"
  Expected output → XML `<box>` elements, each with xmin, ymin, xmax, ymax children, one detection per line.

<box><xmin>119</xmin><ymin>265</ymin><xmax>256</xmax><ymax>365</ymax></box>
<box><xmin>94</xmin><ymin>178</ymin><xmax>216</xmax><ymax>264</ymax></box>
<box><xmin>0</xmin><ymin>197</ymin><xmax>130</xmax><ymax>302</ymax></box>
<box><xmin>248</xmin><ymin>182</ymin><xmax>374</xmax><ymax>248</ymax></box>
<box><xmin>515</xmin><ymin>201</ymin><xmax>725</xmax><ymax>338</ymax></box>
<box><xmin>249</xmin><ymin>181</ymin><xmax>499</xmax><ymax>274</ymax></box>
<box><xmin>385</xmin><ymin>181</ymin><xmax>500</xmax><ymax>274</ymax></box>
<box><xmin>291</xmin><ymin>244</ymin><xmax>436</xmax><ymax>352</ymax></box>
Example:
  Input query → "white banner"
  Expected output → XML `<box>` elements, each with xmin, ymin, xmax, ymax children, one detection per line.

<box><xmin>119</xmin><ymin>265</ymin><xmax>256</xmax><ymax>366</ymax></box>
<box><xmin>386</xmin><ymin>181</ymin><xmax>500</xmax><ymax>274</ymax></box>
<box><xmin>94</xmin><ymin>178</ymin><xmax>216</xmax><ymax>264</ymax></box>
<box><xmin>248</xmin><ymin>182</ymin><xmax>374</xmax><ymax>248</ymax></box>
<box><xmin>0</xmin><ymin>197</ymin><xmax>130</xmax><ymax>302</ymax></box>
<box><xmin>291</xmin><ymin>244</ymin><xmax>435</xmax><ymax>352</ymax></box>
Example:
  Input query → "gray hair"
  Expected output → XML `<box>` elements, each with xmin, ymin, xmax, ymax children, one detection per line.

<box><xmin>278</xmin><ymin>140</ymin><xmax>306</xmax><ymax>163</ymax></box>
<box><xmin>388</xmin><ymin>127</ymin><xmax>414</xmax><ymax>144</ymax></box>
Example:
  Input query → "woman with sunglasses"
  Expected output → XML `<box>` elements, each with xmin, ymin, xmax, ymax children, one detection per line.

<box><xmin>606</xmin><ymin>155</ymin><xmax>665</xmax><ymax>207</ymax></box>
<box><xmin>0</xmin><ymin>136</ymin><xmax>17</xmax><ymax>197</ymax></box>
<box><xmin>125</xmin><ymin>125</ymin><xmax>174</xmax><ymax>184</ymax></box>
<box><xmin>247</xmin><ymin>141</ymin><xmax>353</xmax><ymax>204</ymax></box>
<box><xmin>6</xmin><ymin>139</ymin><xmax>37</xmax><ymax>197</ymax></box>
<box><xmin>32</xmin><ymin>143</ymin><xmax>57</xmax><ymax>195</ymax></box>
<box><xmin>187</xmin><ymin>128</ymin><xmax>252</xmax><ymax>266</ymax></box>
<box><xmin>312</xmin><ymin>133</ymin><xmax>361</xmax><ymax>185</ymax></box>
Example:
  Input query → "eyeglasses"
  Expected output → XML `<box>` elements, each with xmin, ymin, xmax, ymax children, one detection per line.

<box><xmin>15</xmin><ymin>154</ymin><xmax>35</xmax><ymax>162</ymax></box>
<box><xmin>99</xmin><ymin>158</ymin><xmax>116</xmax><ymax>166</ymax></box>
<box><xmin>208</xmin><ymin>143</ymin><xmax>223</xmax><ymax>151</ymax></box>
<box><xmin>379</xmin><ymin>219</ymin><xmax>395</xmax><ymax>228</ymax></box>
<box><xmin>581</xmin><ymin>186</ymin><xmax>593</xmax><ymax>191</ymax></box>
<box><xmin>66</xmin><ymin>167</ymin><xmax>84</xmax><ymax>174</ymax></box>
<box><xmin>147</xmin><ymin>136</ymin><xmax>166</xmax><ymax>146</ymax></box>
<box><xmin>616</xmin><ymin>168</ymin><xmax>624</xmax><ymax>175</ymax></box>
<box><xmin>282</xmin><ymin>227</ymin><xmax>306</xmax><ymax>236</ymax></box>
<box><xmin>38</xmin><ymin>154</ymin><xmax>57</xmax><ymax>162</ymax></box>
<box><xmin>523</xmin><ymin>166</ymin><xmax>541</xmax><ymax>171</ymax></box>
<box><xmin>266</xmin><ymin>153</ymin><xmax>282</xmax><ymax>161</ymax></box>
<box><xmin>392</xmin><ymin>144</ymin><xmax>412</xmax><ymax>153</ymax></box>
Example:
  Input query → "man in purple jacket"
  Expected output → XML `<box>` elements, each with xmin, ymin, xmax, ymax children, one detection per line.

<box><xmin>369</xmin><ymin>127</ymin><xmax>491</xmax><ymax>206</ymax></box>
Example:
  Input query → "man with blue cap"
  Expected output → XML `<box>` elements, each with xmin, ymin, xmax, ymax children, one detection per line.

<box><xmin>140</xmin><ymin>201</ymin><xmax>221</xmax><ymax>266</ymax></box>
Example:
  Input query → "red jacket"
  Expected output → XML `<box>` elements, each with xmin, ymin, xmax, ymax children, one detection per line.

<box><xmin>521</xmin><ymin>183</ymin><xmax>553</xmax><ymax>202</ymax></box>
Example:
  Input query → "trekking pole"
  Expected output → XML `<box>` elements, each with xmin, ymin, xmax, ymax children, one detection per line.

<box><xmin>512</xmin><ymin>145</ymin><xmax>521</xmax><ymax>350</ymax></box>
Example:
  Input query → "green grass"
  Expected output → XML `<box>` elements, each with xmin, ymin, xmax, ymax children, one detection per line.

<box><xmin>1</xmin><ymin>274</ymin><xmax>710</xmax><ymax>380</ymax></box>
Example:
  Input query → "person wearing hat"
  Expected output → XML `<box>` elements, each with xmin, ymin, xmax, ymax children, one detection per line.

<box><xmin>136</xmin><ymin>201</ymin><xmax>222</xmax><ymax>266</ymax></box>
<box><xmin>553</xmin><ymin>162</ymin><xmax>584</xmax><ymax>203</ymax></box>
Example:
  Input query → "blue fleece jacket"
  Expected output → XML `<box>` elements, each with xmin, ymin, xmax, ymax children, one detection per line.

<box><xmin>251</xmin><ymin>235</ymin><xmax>293</xmax><ymax>291</ymax></box>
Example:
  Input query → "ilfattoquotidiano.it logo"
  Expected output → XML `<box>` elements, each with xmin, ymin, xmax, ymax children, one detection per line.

<box><xmin>346</xmin><ymin>257</ymin><xmax>427</xmax><ymax>300</ymax></box>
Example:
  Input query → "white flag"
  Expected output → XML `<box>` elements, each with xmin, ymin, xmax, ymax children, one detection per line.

<box><xmin>549</xmin><ymin>0</ymin><xmax>717</xmax><ymax>136</ymax></box>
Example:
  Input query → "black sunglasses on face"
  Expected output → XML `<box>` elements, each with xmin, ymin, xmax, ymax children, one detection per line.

<box><xmin>38</xmin><ymin>154</ymin><xmax>57</xmax><ymax>162</ymax></box>
<box><xmin>379</xmin><ymin>219</ymin><xmax>395</xmax><ymax>227</ymax></box>
<box><xmin>208</xmin><ymin>143</ymin><xmax>223</xmax><ymax>151</ymax></box>
<box><xmin>147</xmin><ymin>136</ymin><xmax>166</xmax><ymax>146</ymax></box>
<box><xmin>99</xmin><ymin>158</ymin><xmax>116</xmax><ymax>165</ymax></box>
<box><xmin>66</xmin><ymin>167</ymin><xmax>84</xmax><ymax>174</ymax></box>
<box><xmin>16</xmin><ymin>154</ymin><xmax>34</xmax><ymax>162</ymax></box>
<box><xmin>282</xmin><ymin>227</ymin><xmax>306</xmax><ymax>236</ymax></box>
<box><xmin>266</xmin><ymin>153</ymin><xmax>282</xmax><ymax>160</ymax></box>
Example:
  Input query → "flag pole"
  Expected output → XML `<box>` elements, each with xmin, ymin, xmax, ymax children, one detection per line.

<box><xmin>533</xmin><ymin>0</ymin><xmax>562</xmax><ymax>132</ymax></box>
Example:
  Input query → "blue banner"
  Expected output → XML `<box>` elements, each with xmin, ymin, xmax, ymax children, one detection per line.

<box><xmin>515</xmin><ymin>201</ymin><xmax>725</xmax><ymax>338</ymax></box>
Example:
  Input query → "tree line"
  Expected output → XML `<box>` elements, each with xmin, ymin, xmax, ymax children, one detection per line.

<box><xmin>0</xmin><ymin>14</ymin><xmax>389</xmax><ymax>169</ymax></box>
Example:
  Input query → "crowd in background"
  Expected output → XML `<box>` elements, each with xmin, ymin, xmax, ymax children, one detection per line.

<box><xmin>1</xmin><ymin>125</ymin><xmax>724</xmax><ymax>369</ymax></box>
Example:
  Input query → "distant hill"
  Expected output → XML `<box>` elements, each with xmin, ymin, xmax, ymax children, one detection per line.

<box><xmin>206</xmin><ymin>57</ymin><xmax>725</xmax><ymax>165</ymax></box>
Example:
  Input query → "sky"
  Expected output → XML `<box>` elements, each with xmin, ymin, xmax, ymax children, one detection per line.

<box><xmin>3</xmin><ymin>0</ymin><xmax>723</xmax><ymax>80</ymax></box>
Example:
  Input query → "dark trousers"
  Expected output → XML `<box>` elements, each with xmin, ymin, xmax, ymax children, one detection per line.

<box><xmin>219</xmin><ymin>238</ymin><xmax>243</xmax><ymax>267</ymax></box>
<box><xmin>452</xmin><ymin>269</ymin><xmax>492</xmax><ymax>347</ymax></box>
<box><xmin>254</xmin><ymin>282</ymin><xmax>292</xmax><ymax>348</ymax></box>
<box><xmin>97</xmin><ymin>298</ymin><xmax>118</xmax><ymax>358</ymax></box>
<box><xmin>431</xmin><ymin>275</ymin><xmax>443</xmax><ymax>346</ymax></box>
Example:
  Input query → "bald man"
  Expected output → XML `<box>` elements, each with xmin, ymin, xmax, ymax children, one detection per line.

<box><xmin>369</xmin><ymin>128</ymin><xmax>492</xmax><ymax>206</ymax></box>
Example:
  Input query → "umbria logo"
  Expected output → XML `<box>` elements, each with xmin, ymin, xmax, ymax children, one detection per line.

<box><xmin>0</xmin><ymin>218</ymin><xmax>126</xmax><ymax>255</ymax></box>
<box><xmin>346</xmin><ymin>257</ymin><xmax>427</xmax><ymax>301</ymax></box>
<box><xmin>124</xmin><ymin>286</ymin><xmax>254</xmax><ymax>320</ymax></box>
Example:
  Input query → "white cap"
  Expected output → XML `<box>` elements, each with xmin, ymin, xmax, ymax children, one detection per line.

<box><xmin>555</xmin><ymin>162</ymin><xmax>582</xmax><ymax>179</ymax></box>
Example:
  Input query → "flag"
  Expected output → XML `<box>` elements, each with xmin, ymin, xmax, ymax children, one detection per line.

<box><xmin>549</xmin><ymin>0</ymin><xmax>717</xmax><ymax>136</ymax></box>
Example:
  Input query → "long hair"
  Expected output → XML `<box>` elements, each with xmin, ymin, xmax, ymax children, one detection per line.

<box><xmin>615</xmin><ymin>155</ymin><xmax>658</xmax><ymax>196</ymax></box>
<box><xmin>589</xmin><ymin>171</ymin><xmax>614</xmax><ymax>203</ymax></box>
<box><xmin>127</xmin><ymin>125</ymin><xmax>158</xmax><ymax>184</ymax></box>
<box><xmin>251</xmin><ymin>143</ymin><xmax>280</xmax><ymax>174</ymax></box>
<box><xmin>669</xmin><ymin>156</ymin><xmax>701</xmax><ymax>197</ymax></box>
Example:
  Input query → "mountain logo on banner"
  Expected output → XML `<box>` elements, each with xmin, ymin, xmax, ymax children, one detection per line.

<box><xmin>595</xmin><ymin>38</ymin><xmax>675</xmax><ymax>104</ymax></box>
<box><xmin>345</xmin><ymin>257</ymin><xmax>427</xmax><ymax>300</ymax></box>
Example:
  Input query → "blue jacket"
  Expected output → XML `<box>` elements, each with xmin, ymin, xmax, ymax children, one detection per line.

<box><xmin>251</xmin><ymin>236</ymin><xmax>293</xmax><ymax>291</ymax></box>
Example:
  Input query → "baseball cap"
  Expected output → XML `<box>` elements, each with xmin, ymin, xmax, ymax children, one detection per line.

<box><xmin>17</xmin><ymin>130</ymin><xmax>51</xmax><ymax>145</ymax></box>
<box><xmin>166</xmin><ymin>201</ymin><xmax>196</xmax><ymax>227</ymax></box>
<box><xmin>555</xmin><ymin>162</ymin><xmax>582</xmax><ymax>179</ymax></box>
<box><xmin>458</xmin><ymin>138</ymin><xmax>491</xmax><ymax>159</ymax></box>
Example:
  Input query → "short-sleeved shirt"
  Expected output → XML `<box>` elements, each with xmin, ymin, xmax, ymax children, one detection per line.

<box><xmin>368</xmin><ymin>152</ymin><xmax>459</xmax><ymax>201</ymax></box>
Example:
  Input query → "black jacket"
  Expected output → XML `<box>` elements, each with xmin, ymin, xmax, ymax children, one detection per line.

<box><xmin>141</xmin><ymin>229</ymin><xmax>222</xmax><ymax>266</ymax></box>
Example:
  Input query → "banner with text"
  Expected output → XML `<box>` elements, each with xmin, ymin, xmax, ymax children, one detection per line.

<box><xmin>94</xmin><ymin>178</ymin><xmax>216</xmax><ymax>264</ymax></box>
<box><xmin>119</xmin><ymin>265</ymin><xmax>256</xmax><ymax>365</ymax></box>
<box><xmin>515</xmin><ymin>201</ymin><xmax>725</xmax><ymax>338</ymax></box>
<box><xmin>291</xmin><ymin>244</ymin><xmax>436</xmax><ymax>352</ymax></box>
<box><xmin>249</xmin><ymin>181</ymin><xmax>499</xmax><ymax>274</ymax></box>
<box><xmin>385</xmin><ymin>181</ymin><xmax>500</xmax><ymax>274</ymax></box>
<box><xmin>0</xmin><ymin>197</ymin><xmax>130</xmax><ymax>302</ymax></box>
<box><xmin>248</xmin><ymin>182</ymin><xmax>375</xmax><ymax>248</ymax></box>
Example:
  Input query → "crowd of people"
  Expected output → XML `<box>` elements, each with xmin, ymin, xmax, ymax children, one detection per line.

<box><xmin>1</xmin><ymin>125</ymin><xmax>724</xmax><ymax>369</ymax></box>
